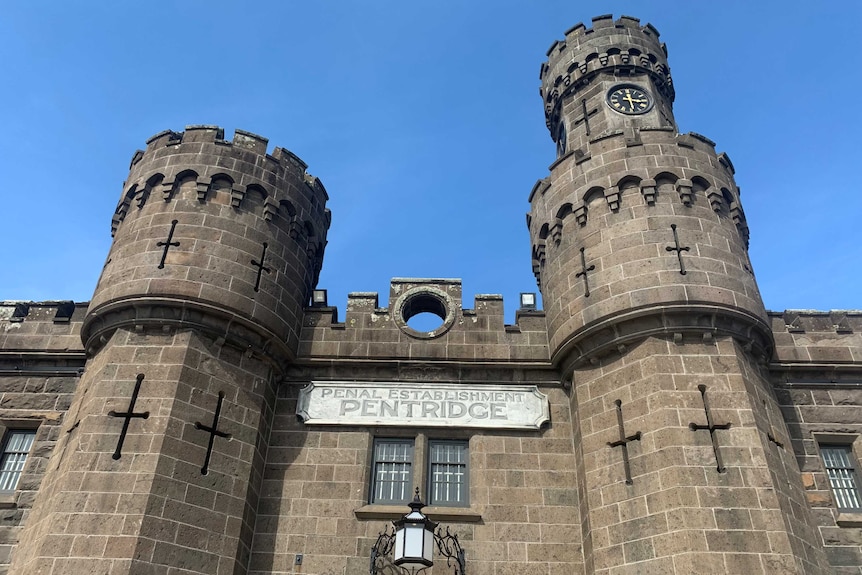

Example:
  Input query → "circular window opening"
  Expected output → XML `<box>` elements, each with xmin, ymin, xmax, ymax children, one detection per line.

<box><xmin>406</xmin><ymin>311</ymin><xmax>445</xmax><ymax>332</ymax></box>
<box><xmin>394</xmin><ymin>287</ymin><xmax>456</xmax><ymax>339</ymax></box>
<box><xmin>402</xmin><ymin>294</ymin><xmax>446</xmax><ymax>332</ymax></box>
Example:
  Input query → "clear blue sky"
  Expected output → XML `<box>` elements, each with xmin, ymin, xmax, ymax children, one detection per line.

<box><xmin>2</xmin><ymin>1</ymin><xmax>860</xmax><ymax>321</ymax></box>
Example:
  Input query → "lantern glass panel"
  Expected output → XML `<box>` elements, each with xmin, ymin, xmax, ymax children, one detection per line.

<box><xmin>394</xmin><ymin>519</ymin><xmax>433</xmax><ymax>567</ymax></box>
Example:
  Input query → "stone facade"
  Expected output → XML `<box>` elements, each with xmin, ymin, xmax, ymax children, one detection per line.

<box><xmin>0</xmin><ymin>14</ymin><xmax>860</xmax><ymax>575</ymax></box>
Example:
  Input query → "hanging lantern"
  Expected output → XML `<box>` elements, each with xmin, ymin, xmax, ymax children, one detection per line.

<box><xmin>393</xmin><ymin>489</ymin><xmax>437</xmax><ymax>568</ymax></box>
<box><xmin>370</xmin><ymin>487</ymin><xmax>466</xmax><ymax>575</ymax></box>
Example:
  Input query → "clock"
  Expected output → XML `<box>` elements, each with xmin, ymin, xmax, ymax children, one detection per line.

<box><xmin>607</xmin><ymin>85</ymin><xmax>653</xmax><ymax>115</ymax></box>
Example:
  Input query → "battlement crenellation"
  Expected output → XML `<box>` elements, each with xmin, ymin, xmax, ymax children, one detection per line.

<box><xmin>299</xmin><ymin>279</ymin><xmax>550</xmax><ymax>363</ymax></box>
<box><xmin>131</xmin><ymin>126</ymin><xmax>321</xmax><ymax>197</ymax></box>
<box><xmin>116</xmin><ymin>126</ymin><xmax>331</xmax><ymax>243</ymax></box>
<box><xmin>544</xmin><ymin>14</ymin><xmax>664</xmax><ymax>65</ymax></box>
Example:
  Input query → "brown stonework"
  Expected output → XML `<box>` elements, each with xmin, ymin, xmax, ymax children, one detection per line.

<box><xmin>0</xmin><ymin>13</ymin><xmax>860</xmax><ymax>575</ymax></box>
<box><xmin>9</xmin><ymin>327</ymin><xmax>275</xmax><ymax>575</ymax></box>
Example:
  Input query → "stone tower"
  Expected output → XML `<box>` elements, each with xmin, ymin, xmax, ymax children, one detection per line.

<box><xmin>2</xmin><ymin>14</ymin><xmax>860</xmax><ymax>575</ymax></box>
<box><xmin>9</xmin><ymin>126</ymin><xmax>329</xmax><ymax>574</ymax></box>
<box><xmin>529</xmin><ymin>15</ymin><xmax>833</xmax><ymax>574</ymax></box>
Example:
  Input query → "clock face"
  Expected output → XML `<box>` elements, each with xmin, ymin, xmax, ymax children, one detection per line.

<box><xmin>607</xmin><ymin>85</ymin><xmax>653</xmax><ymax>115</ymax></box>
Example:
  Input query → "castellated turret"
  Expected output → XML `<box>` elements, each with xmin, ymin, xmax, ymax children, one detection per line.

<box><xmin>527</xmin><ymin>16</ymin><xmax>832</xmax><ymax>574</ymax></box>
<box><xmin>529</xmin><ymin>15</ymin><xmax>769</xmax><ymax>373</ymax></box>
<box><xmin>83</xmin><ymin>125</ymin><xmax>330</xmax><ymax>364</ymax></box>
<box><xmin>9</xmin><ymin>127</ymin><xmax>330</xmax><ymax>575</ymax></box>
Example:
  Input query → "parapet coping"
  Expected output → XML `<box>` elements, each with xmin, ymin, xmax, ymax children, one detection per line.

<box><xmin>768</xmin><ymin>309</ymin><xmax>862</xmax><ymax>315</ymax></box>
<box><xmin>391</xmin><ymin>277</ymin><xmax>461</xmax><ymax>284</ymax></box>
<box><xmin>0</xmin><ymin>300</ymin><xmax>87</xmax><ymax>306</ymax></box>
<box><xmin>475</xmin><ymin>294</ymin><xmax>503</xmax><ymax>300</ymax></box>
<box><xmin>146</xmin><ymin>129</ymin><xmax>182</xmax><ymax>145</ymax></box>
<box><xmin>0</xmin><ymin>300</ymin><xmax>87</xmax><ymax>323</ymax></box>
<box><xmin>233</xmin><ymin>128</ymin><xmax>268</xmax><ymax>143</ymax></box>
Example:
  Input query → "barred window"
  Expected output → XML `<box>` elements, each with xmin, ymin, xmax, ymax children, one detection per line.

<box><xmin>370</xmin><ymin>439</ymin><xmax>414</xmax><ymax>505</ymax></box>
<box><xmin>0</xmin><ymin>430</ymin><xmax>36</xmax><ymax>492</ymax></box>
<box><xmin>428</xmin><ymin>440</ymin><xmax>468</xmax><ymax>507</ymax></box>
<box><xmin>821</xmin><ymin>445</ymin><xmax>862</xmax><ymax>512</ymax></box>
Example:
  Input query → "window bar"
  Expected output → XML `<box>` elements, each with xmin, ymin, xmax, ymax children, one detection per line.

<box><xmin>0</xmin><ymin>431</ymin><xmax>35</xmax><ymax>492</ymax></box>
<box><xmin>822</xmin><ymin>446</ymin><xmax>862</xmax><ymax>511</ymax></box>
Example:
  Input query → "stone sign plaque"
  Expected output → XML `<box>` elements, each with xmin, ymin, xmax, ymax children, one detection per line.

<box><xmin>297</xmin><ymin>381</ymin><xmax>550</xmax><ymax>430</ymax></box>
